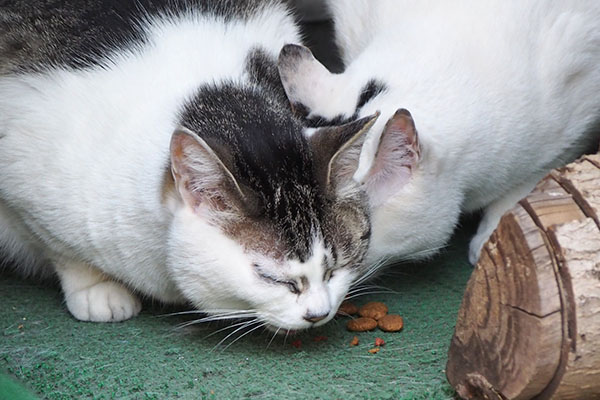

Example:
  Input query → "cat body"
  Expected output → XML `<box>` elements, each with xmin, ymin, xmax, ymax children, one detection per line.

<box><xmin>1</xmin><ymin>0</ymin><xmax>301</xmax><ymax>299</ymax></box>
<box><xmin>0</xmin><ymin>0</ymin><xmax>388</xmax><ymax>330</ymax></box>
<box><xmin>279</xmin><ymin>0</ymin><xmax>600</xmax><ymax>265</ymax></box>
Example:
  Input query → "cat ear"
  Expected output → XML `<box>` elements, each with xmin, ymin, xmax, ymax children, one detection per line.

<box><xmin>309</xmin><ymin>112</ymin><xmax>380</xmax><ymax>190</ymax></box>
<box><xmin>278</xmin><ymin>44</ymin><xmax>339</xmax><ymax>119</ymax></box>
<box><xmin>169</xmin><ymin>128</ymin><xmax>246</xmax><ymax>211</ymax></box>
<box><xmin>360</xmin><ymin>109</ymin><xmax>421</xmax><ymax>207</ymax></box>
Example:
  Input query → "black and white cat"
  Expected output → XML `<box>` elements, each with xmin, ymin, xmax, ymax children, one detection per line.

<box><xmin>279</xmin><ymin>0</ymin><xmax>600</xmax><ymax>265</ymax></box>
<box><xmin>0</xmin><ymin>0</ymin><xmax>400</xmax><ymax>330</ymax></box>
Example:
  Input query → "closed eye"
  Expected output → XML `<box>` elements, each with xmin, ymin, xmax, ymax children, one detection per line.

<box><xmin>255</xmin><ymin>268</ymin><xmax>300</xmax><ymax>295</ymax></box>
<box><xmin>285</xmin><ymin>281</ymin><xmax>300</xmax><ymax>295</ymax></box>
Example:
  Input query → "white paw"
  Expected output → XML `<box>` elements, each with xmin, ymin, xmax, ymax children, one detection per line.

<box><xmin>65</xmin><ymin>281</ymin><xmax>142</xmax><ymax>322</ymax></box>
<box><xmin>468</xmin><ymin>232</ymin><xmax>488</xmax><ymax>265</ymax></box>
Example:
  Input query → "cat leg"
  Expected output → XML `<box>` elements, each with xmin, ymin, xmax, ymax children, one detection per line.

<box><xmin>468</xmin><ymin>179</ymin><xmax>540</xmax><ymax>265</ymax></box>
<box><xmin>54</xmin><ymin>259</ymin><xmax>142</xmax><ymax>322</ymax></box>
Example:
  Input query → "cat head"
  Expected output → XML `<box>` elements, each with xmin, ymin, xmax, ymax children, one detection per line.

<box><xmin>163</xmin><ymin>82</ymin><xmax>406</xmax><ymax>332</ymax></box>
<box><xmin>278</xmin><ymin>44</ymin><xmax>440</xmax><ymax>264</ymax></box>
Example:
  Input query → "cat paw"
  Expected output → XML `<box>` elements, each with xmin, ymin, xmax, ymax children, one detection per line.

<box><xmin>65</xmin><ymin>281</ymin><xmax>142</xmax><ymax>322</ymax></box>
<box><xmin>468</xmin><ymin>232</ymin><xmax>488</xmax><ymax>265</ymax></box>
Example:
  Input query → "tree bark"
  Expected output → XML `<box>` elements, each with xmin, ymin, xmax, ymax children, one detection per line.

<box><xmin>447</xmin><ymin>154</ymin><xmax>600</xmax><ymax>399</ymax></box>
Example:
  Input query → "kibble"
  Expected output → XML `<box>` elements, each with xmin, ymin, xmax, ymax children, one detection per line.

<box><xmin>378</xmin><ymin>314</ymin><xmax>404</xmax><ymax>332</ymax></box>
<box><xmin>346</xmin><ymin>317</ymin><xmax>377</xmax><ymax>332</ymax></box>
<box><xmin>337</xmin><ymin>301</ymin><xmax>359</xmax><ymax>316</ymax></box>
<box><xmin>358</xmin><ymin>302</ymin><xmax>388</xmax><ymax>320</ymax></box>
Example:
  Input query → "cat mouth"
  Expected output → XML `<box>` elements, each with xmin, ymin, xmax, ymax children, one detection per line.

<box><xmin>262</xmin><ymin>313</ymin><xmax>335</xmax><ymax>333</ymax></box>
<box><xmin>264</xmin><ymin>319</ymin><xmax>331</xmax><ymax>334</ymax></box>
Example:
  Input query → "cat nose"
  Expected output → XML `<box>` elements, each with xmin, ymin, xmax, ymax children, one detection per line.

<box><xmin>303</xmin><ymin>311</ymin><xmax>328</xmax><ymax>323</ymax></box>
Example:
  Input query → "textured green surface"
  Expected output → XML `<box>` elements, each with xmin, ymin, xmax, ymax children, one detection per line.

<box><xmin>0</xmin><ymin>372</ymin><xmax>38</xmax><ymax>400</ymax></box>
<box><xmin>0</xmin><ymin>224</ymin><xmax>476</xmax><ymax>400</ymax></box>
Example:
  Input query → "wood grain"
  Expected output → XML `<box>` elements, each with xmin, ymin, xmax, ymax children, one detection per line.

<box><xmin>447</xmin><ymin>153</ymin><xmax>600</xmax><ymax>399</ymax></box>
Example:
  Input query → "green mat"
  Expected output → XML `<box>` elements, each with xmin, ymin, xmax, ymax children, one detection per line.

<box><xmin>0</xmin><ymin>220</ymin><xmax>477</xmax><ymax>400</ymax></box>
<box><xmin>0</xmin><ymin>373</ymin><xmax>38</xmax><ymax>400</ymax></box>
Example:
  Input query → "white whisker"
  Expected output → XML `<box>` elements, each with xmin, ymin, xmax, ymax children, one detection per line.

<box><xmin>202</xmin><ymin>319</ymin><xmax>257</xmax><ymax>340</ymax></box>
<box><xmin>344</xmin><ymin>290</ymin><xmax>399</xmax><ymax>301</ymax></box>
<box><xmin>162</xmin><ymin>308</ymin><xmax>257</xmax><ymax>319</ymax></box>
<box><xmin>347</xmin><ymin>284</ymin><xmax>396</xmax><ymax>295</ymax></box>
<box><xmin>335</xmin><ymin>311</ymin><xmax>353</xmax><ymax>318</ymax></box>
<box><xmin>157</xmin><ymin>309</ymin><xmax>207</xmax><ymax>318</ymax></box>
<box><xmin>266</xmin><ymin>327</ymin><xmax>281</xmax><ymax>349</ymax></box>
<box><xmin>351</xmin><ymin>244</ymin><xmax>447</xmax><ymax>288</ymax></box>
<box><xmin>352</xmin><ymin>257</ymin><xmax>391</xmax><ymax>287</ymax></box>
<box><xmin>211</xmin><ymin>319</ymin><xmax>262</xmax><ymax>352</ymax></box>
<box><xmin>221</xmin><ymin>322</ymin><xmax>268</xmax><ymax>352</ymax></box>
<box><xmin>387</xmin><ymin>245</ymin><xmax>449</xmax><ymax>265</ymax></box>
<box><xmin>175</xmin><ymin>312</ymin><xmax>258</xmax><ymax>329</ymax></box>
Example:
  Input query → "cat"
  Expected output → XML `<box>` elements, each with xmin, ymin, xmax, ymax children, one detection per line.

<box><xmin>0</xmin><ymin>0</ymin><xmax>401</xmax><ymax>331</ymax></box>
<box><xmin>278</xmin><ymin>0</ymin><xmax>600</xmax><ymax>266</ymax></box>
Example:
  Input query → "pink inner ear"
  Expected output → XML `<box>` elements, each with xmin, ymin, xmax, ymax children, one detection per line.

<box><xmin>170</xmin><ymin>130</ymin><xmax>226</xmax><ymax>211</ymax></box>
<box><xmin>364</xmin><ymin>111</ymin><xmax>420</xmax><ymax>207</ymax></box>
<box><xmin>365</xmin><ymin>139</ymin><xmax>414</xmax><ymax>207</ymax></box>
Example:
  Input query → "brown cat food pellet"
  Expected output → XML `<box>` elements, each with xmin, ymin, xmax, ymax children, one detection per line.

<box><xmin>346</xmin><ymin>317</ymin><xmax>377</xmax><ymax>332</ymax></box>
<box><xmin>374</xmin><ymin>337</ymin><xmax>385</xmax><ymax>347</ymax></box>
<box><xmin>378</xmin><ymin>314</ymin><xmax>404</xmax><ymax>332</ymax></box>
<box><xmin>368</xmin><ymin>347</ymin><xmax>380</xmax><ymax>354</ymax></box>
<box><xmin>350</xmin><ymin>336</ymin><xmax>359</xmax><ymax>346</ymax></box>
<box><xmin>358</xmin><ymin>302</ymin><xmax>388</xmax><ymax>320</ymax></box>
<box><xmin>337</xmin><ymin>301</ymin><xmax>359</xmax><ymax>316</ymax></box>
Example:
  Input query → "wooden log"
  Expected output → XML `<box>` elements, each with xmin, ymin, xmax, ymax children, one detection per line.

<box><xmin>446</xmin><ymin>154</ymin><xmax>600</xmax><ymax>399</ymax></box>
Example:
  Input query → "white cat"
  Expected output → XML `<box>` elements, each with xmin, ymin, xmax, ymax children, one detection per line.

<box><xmin>0</xmin><ymin>0</ymin><xmax>398</xmax><ymax>331</ymax></box>
<box><xmin>278</xmin><ymin>0</ymin><xmax>600</xmax><ymax>265</ymax></box>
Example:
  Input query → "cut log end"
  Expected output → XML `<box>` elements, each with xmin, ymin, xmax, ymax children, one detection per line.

<box><xmin>447</xmin><ymin>206</ymin><xmax>563</xmax><ymax>400</ymax></box>
<box><xmin>447</xmin><ymin>154</ymin><xmax>600</xmax><ymax>400</ymax></box>
<box><xmin>455</xmin><ymin>373</ymin><xmax>508</xmax><ymax>400</ymax></box>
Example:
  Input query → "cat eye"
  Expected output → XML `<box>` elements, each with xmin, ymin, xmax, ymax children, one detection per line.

<box><xmin>324</xmin><ymin>269</ymin><xmax>334</xmax><ymax>282</ymax></box>
<box><xmin>255</xmin><ymin>267</ymin><xmax>301</xmax><ymax>295</ymax></box>
<box><xmin>286</xmin><ymin>281</ymin><xmax>300</xmax><ymax>295</ymax></box>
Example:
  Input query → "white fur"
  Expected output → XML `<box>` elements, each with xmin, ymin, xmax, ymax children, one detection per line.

<box><xmin>168</xmin><ymin>217</ymin><xmax>349</xmax><ymax>330</ymax></box>
<box><xmin>318</xmin><ymin>0</ymin><xmax>600</xmax><ymax>264</ymax></box>
<box><xmin>323</xmin><ymin>0</ymin><xmax>383</xmax><ymax>65</ymax></box>
<box><xmin>0</xmin><ymin>8</ymin><xmax>351</xmax><ymax>329</ymax></box>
